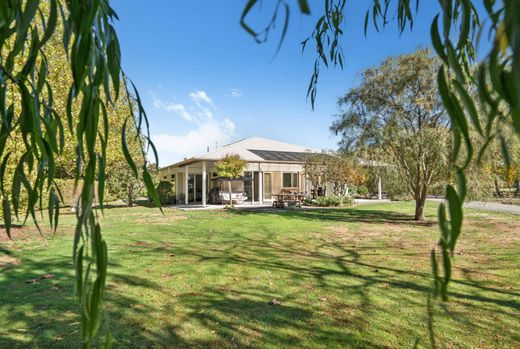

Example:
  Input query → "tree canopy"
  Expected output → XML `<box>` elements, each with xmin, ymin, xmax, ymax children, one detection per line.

<box><xmin>216</xmin><ymin>154</ymin><xmax>247</xmax><ymax>206</ymax></box>
<box><xmin>303</xmin><ymin>151</ymin><xmax>365</xmax><ymax>197</ymax></box>
<box><xmin>216</xmin><ymin>154</ymin><xmax>248</xmax><ymax>180</ymax></box>
<box><xmin>0</xmin><ymin>1</ymin><xmax>158</xmax><ymax>347</ymax></box>
<box><xmin>331</xmin><ymin>49</ymin><xmax>451</xmax><ymax>220</ymax></box>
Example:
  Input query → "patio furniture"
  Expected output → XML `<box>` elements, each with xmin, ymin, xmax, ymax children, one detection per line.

<box><xmin>272</xmin><ymin>192</ymin><xmax>305</xmax><ymax>208</ymax></box>
<box><xmin>220</xmin><ymin>192</ymin><xmax>248</xmax><ymax>205</ymax></box>
<box><xmin>209</xmin><ymin>177</ymin><xmax>249</xmax><ymax>205</ymax></box>
<box><xmin>209</xmin><ymin>187</ymin><xmax>248</xmax><ymax>204</ymax></box>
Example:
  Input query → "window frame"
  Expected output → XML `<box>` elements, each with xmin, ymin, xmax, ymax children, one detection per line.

<box><xmin>282</xmin><ymin>172</ymin><xmax>299</xmax><ymax>188</ymax></box>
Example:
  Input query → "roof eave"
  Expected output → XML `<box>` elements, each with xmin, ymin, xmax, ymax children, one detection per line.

<box><xmin>159</xmin><ymin>158</ymin><xmax>305</xmax><ymax>170</ymax></box>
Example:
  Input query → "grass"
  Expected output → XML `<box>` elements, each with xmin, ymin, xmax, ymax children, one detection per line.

<box><xmin>0</xmin><ymin>201</ymin><xmax>519</xmax><ymax>348</ymax></box>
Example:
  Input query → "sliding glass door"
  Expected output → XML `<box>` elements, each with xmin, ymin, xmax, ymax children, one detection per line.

<box><xmin>188</xmin><ymin>174</ymin><xmax>203</xmax><ymax>203</ymax></box>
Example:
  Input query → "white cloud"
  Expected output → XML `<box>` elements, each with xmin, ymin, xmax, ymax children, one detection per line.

<box><xmin>188</xmin><ymin>90</ymin><xmax>215</xmax><ymax>118</ymax></box>
<box><xmin>153</xmin><ymin>98</ymin><xmax>162</xmax><ymax>109</ymax></box>
<box><xmin>153</xmin><ymin>98</ymin><xmax>194</xmax><ymax>121</ymax></box>
<box><xmin>151</xmin><ymin>90</ymin><xmax>239</xmax><ymax>165</ymax></box>
<box><xmin>189</xmin><ymin>90</ymin><xmax>212</xmax><ymax>104</ymax></box>
<box><xmin>153</xmin><ymin>118</ymin><xmax>236</xmax><ymax>165</ymax></box>
<box><xmin>164</xmin><ymin>103</ymin><xmax>193</xmax><ymax>121</ymax></box>
<box><xmin>229</xmin><ymin>88</ymin><xmax>242</xmax><ymax>98</ymax></box>
<box><xmin>194</xmin><ymin>103</ymin><xmax>213</xmax><ymax>118</ymax></box>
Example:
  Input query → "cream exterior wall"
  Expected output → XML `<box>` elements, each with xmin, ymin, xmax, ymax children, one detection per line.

<box><xmin>159</xmin><ymin>160</ymin><xmax>310</xmax><ymax>201</ymax></box>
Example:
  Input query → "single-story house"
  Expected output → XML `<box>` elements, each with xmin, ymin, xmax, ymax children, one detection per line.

<box><xmin>158</xmin><ymin>137</ymin><xmax>325</xmax><ymax>205</ymax></box>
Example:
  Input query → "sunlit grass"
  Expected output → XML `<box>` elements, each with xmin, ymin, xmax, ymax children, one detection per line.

<box><xmin>1</xmin><ymin>202</ymin><xmax>518</xmax><ymax>348</ymax></box>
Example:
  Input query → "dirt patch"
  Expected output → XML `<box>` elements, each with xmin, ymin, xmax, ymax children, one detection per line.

<box><xmin>124</xmin><ymin>241</ymin><xmax>175</xmax><ymax>252</ymax></box>
<box><xmin>325</xmin><ymin>225</ymin><xmax>349</xmax><ymax>235</ymax></box>
<box><xmin>0</xmin><ymin>225</ymin><xmax>34</xmax><ymax>241</ymax></box>
<box><xmin>0</xmin><ymin>254</ymin><xmax>20</xmax><ymax>269</ymax></box>
<box><xmin>323</xmin><ymin>223</ymin><xmax>431</xmax><ymax>240</ymax></box>
<box><xmin>463</xmin><ymin>220</ymin><xmax>520</xmax><ymax>246</ymax></box>
<box><xmin>130</xmin><ymin>241</ymin><xmax>154</xmax><ymax>247</ymax></box>
<box><xmin>134</xmin><ymin>214</ymin><xmax>188</xmax><ymax>225</ymax></box>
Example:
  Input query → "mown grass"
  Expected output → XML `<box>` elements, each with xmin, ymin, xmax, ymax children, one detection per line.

<box><xmin>0</xmin><ymin>202</ymin><xmax>519</xmax><ymax>348</ymax></box>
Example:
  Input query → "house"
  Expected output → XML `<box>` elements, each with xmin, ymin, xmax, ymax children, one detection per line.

<box><xmin>158</xmin><ymin>137</ymin><xmax>323</xmax><ymax>205</ymax></box>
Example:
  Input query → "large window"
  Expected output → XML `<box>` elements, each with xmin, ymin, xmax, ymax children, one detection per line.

<box><xmin>282</xmin><ymin>173</ymin><xmax>299</xmax><ymax>188</ymax></box>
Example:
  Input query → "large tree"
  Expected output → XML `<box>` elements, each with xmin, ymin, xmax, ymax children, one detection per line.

<box><xmin>303</xmin><ymin>152</ymin><xmax>329</xmax><ymax>197</ymax></box>
<box><xmin>0</xmin><ymin>2</ymin><xmax>159</xmax><ymax>347</ymax></box>
<box><xmin>303</xmin><ymin>151</ymin><xmax>365</xmax><ymax>197</ymax></box>
<box><xmin>331</xmin><ymin>49</ymin><xmax>451</xmax><ymax>220</ymax></box>
<box><xmin>481</xmin><ymin>129</ymin><xmax>520</xmax><ymax>198</ymax></box>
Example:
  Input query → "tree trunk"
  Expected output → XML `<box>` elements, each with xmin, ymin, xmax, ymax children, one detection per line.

<box><xmin>516</xmin><ymin>180</ymin><xmax>520</xmax><ymax>197</ymax></box>
<box><xmin>128</xmin><ymin>185</ymin><xmax>133</xmax><ymax>207</ymax></box>
<box><xmin>228</xmin><ymin>180</ymin><xmax>232</xmax><ymax>207</ymax></box>
<box><xmin>414</xmin><ymin>196</ymin><xmax>426</xmax><ymax>221</ymax></box>
<box><xmin>494</xmin><ymin>177</ymin><xmax>502</xmax><ymax>198</ymax></box>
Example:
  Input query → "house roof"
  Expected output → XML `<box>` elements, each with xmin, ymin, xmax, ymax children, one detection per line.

<box><xmin>247</xmin><ymin>149</ymin><xmax>308</xmax><ymax>162</ymax></box>
<box><xmin>161</xmin><ymin>137</ymin><xmax>317</xmax><ymax>169</ymax></box>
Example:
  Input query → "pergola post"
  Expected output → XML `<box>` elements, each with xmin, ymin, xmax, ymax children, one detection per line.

<box><xmin>176</xmin><ymin>171</ymin><xmax>180</xmax><ymax>204</ymax></box>
<box><xmin>202</xmin><ymin>161</ymin><xmax>207</xmax><ymax>206</ymax></box>
<box><xmin>184</xmin><ymin>165</ymin><xmax>189</xmax><ymax>205</ymax></box>
<box><xmin>258</xmin><ymin>166</ymin><xmax>264</xmax><ymax>205</ymax></box>
<box><xmin>377</xmin><ymin>175</ymin><xmax>382</xmax><ymax>200</ymax></box>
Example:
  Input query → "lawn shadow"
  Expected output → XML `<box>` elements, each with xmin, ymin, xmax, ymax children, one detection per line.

<box><xmin>1</xmin><ymin>204</ymin><xmax>518</xmax><ymax>348</ymax></box>
<box><xmin>128</xmin><ymin>228</ymin><xmax>520</xmax><ymax>347</ymax></box>
<box><xmin>231</xmin><ymin>206</ymin><xmax>436</xmax><ymax>227</ymax></box>
<box><xmin>0</xmin><ymin>251</ymin><xmax>163</xmax><ymax>348</ymax></box>
<box><xmin>135</xmin><ymin>287</ymin><xmax>383</xmax><ymax>348</ymax></box>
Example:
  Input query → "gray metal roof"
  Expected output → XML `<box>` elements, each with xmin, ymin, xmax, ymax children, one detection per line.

<box><xmin>247</xmin><ymin>149</ymin><xmax>308</xmax><ymax>162</ymax></box>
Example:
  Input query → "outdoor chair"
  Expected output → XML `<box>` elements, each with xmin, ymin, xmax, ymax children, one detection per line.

<box><xmin>219</xmin><ymin>192</ymin><xmax>248</xmax><ymax>205</ymax></box>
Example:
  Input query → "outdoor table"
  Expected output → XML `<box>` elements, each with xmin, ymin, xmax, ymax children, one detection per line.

<box><xmin>272</xmin><ymin>193</ymin><xmax>304</xmax><ymax>208</ymax></box>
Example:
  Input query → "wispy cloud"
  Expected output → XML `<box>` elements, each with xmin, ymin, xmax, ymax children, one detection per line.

<box><xmin>165</xmin><ymin>103</ymin><xmax>193</xmax><ymax>121</ymax></box>
<box><xmin>153</xmin><ymin>117</ymin><xmax>236</xmax><ymax>164</ymax></box>
<box><xmin>189</xmin><ymin>90</ymin><xmax>215</xmax><ymax>118</ymax></box>
<box><xmin>189</xmin><ymin>90</ymin><xmax>212</xmax><ymax>104</ymax></box>
<box><xmin>153</xmin><ymin>98</ymin><xmax>194</xmax><ymax>121</ymax></box>
<box><xmin>153</xmin><ymin>98</ymin><xmax>162</xmax><ymax>109</ymax></box>
<box><xmin>229</xmin><ymin>88</ymin><xmax>242</xmax><ymax>98</ymax></box>
<box><xmin>151</xmin><ymin>90</ymin><xmax>237</xmax><ymax>164</ymax></box>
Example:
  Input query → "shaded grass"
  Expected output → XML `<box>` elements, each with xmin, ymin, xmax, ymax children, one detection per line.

<box><xmin>0</xmin><ymin>201</ymin><xmax>519</xmax><ymax>348</ymax></box>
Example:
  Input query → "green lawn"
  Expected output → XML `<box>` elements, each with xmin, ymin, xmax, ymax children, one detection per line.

<box><xmin>0</xmin><ymin>202</ymin><xmax>519</xmax><ymax>348</ymax></box>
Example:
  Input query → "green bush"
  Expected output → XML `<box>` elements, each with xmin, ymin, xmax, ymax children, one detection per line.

<box><xmin>54</xmin><ymin>179</ymin><xmax>117</xmax><ymax>207</ymax></box>
<box><xmin>156</xmin><ymin>181</ymin><xmax>175</xmax><ymax>205</ymax></box>
<box><xmin>357</xmin><ymin>185</ymin><xmax>368</xmax><ymax>196</ymax></box>
<box><xmin>341</xmin><ymin>195</ymin><xmax>354</xmax><ymax>206</ymax></box>
<box><xmin>314</xmin><ymin>195</ymin><xmax>352</xmax><ymax>207</ymax></box>
<box><xmin>303</xmin><ymin>197</ymin><xmax>314</xmax><ymax>206</ymax></box>
<box><xmin>54</xmin><ymin>179</ymin><xmax>79</xmax><ymax>207</ymax></box>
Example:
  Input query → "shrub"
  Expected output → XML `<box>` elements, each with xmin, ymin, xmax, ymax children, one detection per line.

<box><xmin>357</xmin><ymin>185</ymin><xmax>368</xmax><ymax>196</ymax></box>
<box><xmin>156</xmin><ymin>181</ymin><xmax>175</xmax><ymax>205</ymax></box>
<box><xmin>315</xmin><ymin>195</ymin><xmax>352</xmax><ymax>207</ymax></box>
<box><xmin>303</xmin><ymin>197</ymin><xmax>314</xmax><ymax>206</ymax></box>
<box><xmin>54</xmin><ymin>179</ymin><xmax>117</xmax><ymax>207</ymax></box>
<box><xmin>341</xmin><ymin>195</ymin><xmax>354</xmax><ymax>206</ymax></box>
<box><xmin>54</xmin><ymin>179</ymin><xmax>78</xmax><ymax>207</ymax></box>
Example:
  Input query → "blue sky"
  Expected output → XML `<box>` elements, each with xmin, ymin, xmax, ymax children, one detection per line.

<box><xmin>112</xmin><ymin>1</ymin><xmax>455</xmax><ymax>166</ymax></box>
